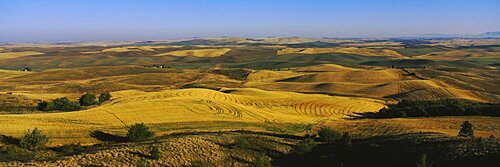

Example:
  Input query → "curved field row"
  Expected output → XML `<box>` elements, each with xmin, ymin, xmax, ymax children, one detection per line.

<box><xmin>0</xmin><ymin>88</ymin><xmax>385</xmax><ymax>145</ymax></box>
<box><xmin>389</xmin><ymin>87</ymin><xmax>499</xmax><ymax>102</ymax></box>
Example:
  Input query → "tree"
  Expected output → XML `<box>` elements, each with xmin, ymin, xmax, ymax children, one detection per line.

<box><xmin>127</xmin><ymin>123</ymin><xmax>155</xmax><ymax>141</ymax></box>
<box><xmin>98</xmin><ymin>92</ymin><xmax>112</xmax><ymax>103</ymax></box>
<box><xmin>254</xmin><ymin>152</ymin><xmax>272</xmax><ymax>167</ymax></box>
<box><xmin>150</xmin><ymin>145</ymin><xmax>160</xmax><ymax>160</ymax></box>
<box><xmin>416</xmin><ymin>153</ymin><xmax>433</xmax><ymax>167</ymax></box>
<box><xmin>458</xmin><ymin>121</ymin><xmax>474</xmax><ymax>138</ymax></box>
<box><xmin>79</xmin><ymin>93</ymin><xmax>97</xmax><ymax>106</ymax></box>
<box><xmin>19</xmin><ymin>128</ymin><xmax>49</xmax><ymax>151</ymax></box>
<box><xmin>23</xmin><ymin>67</ymin><xmax>32</xmax><ymax>71</ymax></box>
<box><xmin>295</xmin><ymin>138</ymin><xmax>316</xmax><ymax>155</ymax></box>
<box><xmin>317</xmin><ymin>126</ymin><xmax>340</xmax><ymax>143</ymax></box>
<box><xmin>37</xmin><ymin>101</ymin><xmax>51</xmax><ymax>111</ymax></box>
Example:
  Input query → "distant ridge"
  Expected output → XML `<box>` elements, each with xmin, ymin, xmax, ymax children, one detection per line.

<box><xmin>421</xmin><ymin>31</ymin><xmax>500</xmax><ymax>38</ymax></box>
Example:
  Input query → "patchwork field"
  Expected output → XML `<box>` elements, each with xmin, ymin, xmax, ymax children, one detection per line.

<box><xmin>0</xmin><ymin>37</ymin><xmax>499</xmax><ymax>166</ymax></box>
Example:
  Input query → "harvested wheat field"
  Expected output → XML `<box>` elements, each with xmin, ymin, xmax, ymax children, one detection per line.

<box><xmin>154</xmin><ymin>48</ymin><xmax>232</xmax><ymax>57</ymax></box>
<box><xmin>277</xmin><ymin>47</ymin><xmax>404</xmax><ymax>57</ymax></box>
<box><xmin>0</xmin><ymin>51</ymin><xmax>44</xmax><ymax>60</ymax></box>
<box><xmin>0</xmin><ymin>88</ymin><xmax>385</xmax><ymax>146</ymax></box>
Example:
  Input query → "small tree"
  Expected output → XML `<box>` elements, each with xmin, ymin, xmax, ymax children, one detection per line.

<box><xmin>98</xmin><ymin>92</ymin><xmax>112</xmax><ymax>103</ymax></box>
<box><xmin>295</xmin><ymin>138</ymin><xmax>316</xmax><ymax>155</ymax></box>
<box><xmin>19</xmin><ymin>128</ymin><xmax>49</xmax><ymax>151</ymax></box>
<box><xmin>254</xmin><ymin>152</ymin><xmax>272</xmax><ymax>167</ymax></box>
<box><xmin>416</xmin><ymin>153</ymin><xmax>433</xmax><ymax>167</ymax></box>
<box><xmin>127</xmin><ymin>123</ymin><xmax>155</xmax><ymax>141</ymax></box>
<box><xmin>150</xmin><ymin>145</ymin><xmax>160</xmax><ymax>160</ymax></box>
<box><xmin>79</xmin><ymin>93</ymin><xmax>97</xmax><ymax>106</ymax></box>
<box><xmin>317</xmin><ymin>126</ymin><xmax>340</xmax><ymax>143</ymax></box>
<box><xmin>458</xmin><ymin>121</ymin><xmax>474</xmax><ymax>138</ymax></box>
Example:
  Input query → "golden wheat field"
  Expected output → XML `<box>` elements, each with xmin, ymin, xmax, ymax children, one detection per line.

<box><xmin>0</xmin><ymin>51</ymin><xmax>44</xmax><ymax>60</ymax></box>
<box><xmin>277</xmin><ymin>47</ymin><xmax>404</xmax><ymax>57</ymax></box>
<box><xmin>0</xmin><ymin>88</ymin><xmax>385</xmax><ymax>146</ymax></box>
<box><xmin>154</xmin><ymin>48</ymin><xmax>232</xmax><ymax>57</ymax></box>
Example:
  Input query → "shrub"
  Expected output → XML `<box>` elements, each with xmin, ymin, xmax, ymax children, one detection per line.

<box><xmin>295</xmin><ymin>138</ymin><xmax>316</xmax><ymax>155</ymax></box>
<box><xmin>98</xmin><ymin>92</ymin><xmax>112</xmax><ymax>103</ymax></box>
<box><xmin>341</xmin><ymin>132</ymin><xmax>352</xmax><ymax>147</ymax></box>
<box><xmin>136</xmin><ymin>157</ymin><xmax>148</xmax><ymax>167</ymax></box>
<box><xmin>79</xmin><ymin>93</ymin><xmax>97</xmax><ymax>106</ymax></box>
<box><xmin>0</xmin><ymin>145</ymin><xmax>35</xmax><ymax>162</ymax></box>
<box><xmin>19</xmin><ymin>128</ymin><xmax>49</xmax><ymax>151</ymax></box>
<box><xmin>317</xmin><ymin>126</ymin><xmax>340</xmax><ymax>143</ymax></box>
<box><xmin>254</xmin><ymin>152</ymin><xmax>272</xmax><ymax>167</ymax></box>
<box><xmin>127</xmin><ymin>123</ymin><xmax>155</xmax><ymax>141</ymax></box>
<box><xmin>233</xmin><ymin>136</ymin><xmax>251</xmax><ymax>149</ymax></box>
<box><xmin>37</xmin><ymin>101</ymin><xmax>50</xmax><ymax>111</ymax></box>
<box><xmin>150</xmin><ymin>145</ymin><xmax>160</xmax><ymax>160</ymax></box>
<box><xmin>38</xmin><ymin>97</ymin><xmax>82</xmax><ymax>111</ymax></box>
<box><xmin>415</xmin><ymin>153</ymin><xmax>433</xmax><ymax>167</ymax></box>
<box><xmin>458</xmin><ymin>121</ymin><xmax>474</xmax><ymax>138</ymax></box>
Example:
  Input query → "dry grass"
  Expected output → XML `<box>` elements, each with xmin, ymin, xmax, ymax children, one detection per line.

<box><xmin>82</xmin><ymin>46</ymin><xmax>181</xmax><ymax>54</ymax></box>
<box><xmin>0</xmin><ymin>51</ymin><xmax>44</xmax><ymax>60</ymax></box>
<box><xmin>324</xmin><ymin>116</ymin><xmax>500</xmax><ymax>138</ymax></box>
<box><xmin>277</xmin><ymin>47</ymin><xmax>404</xmax><ymax>57</ymax></box>
<box><xmin>413</xmin><ymin>50</ymin><xmax>500</xmax><ymax>60</ymax></box>
<box><xmin>154</xmin><ymin>48</ymin><xmax>232</xmax><ymax>57</ymax></box>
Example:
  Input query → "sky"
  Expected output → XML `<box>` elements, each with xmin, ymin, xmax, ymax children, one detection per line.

<box><xmin>0</xmin><ymin>0</ymin><xmax>499</xmax><ymax>42</ymax></box>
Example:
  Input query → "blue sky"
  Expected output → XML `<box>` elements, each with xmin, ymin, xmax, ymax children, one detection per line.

<box><xmin>0</xmin><ymin>0</ymin><xmax>499</xmax><ymax>42</ymax></box>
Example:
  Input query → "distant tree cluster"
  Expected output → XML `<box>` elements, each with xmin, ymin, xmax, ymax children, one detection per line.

<box><xmin>37</xmin><ymin>92</ymin><xmax>112</xmax><ymax>112</ymax></box>
<box><xmin>376</xmin><ymin>99</ymin><xmax>500</xmax><ymax>118</ymax></box>
<box><xmin>37</xmin><ymin>97</ymin><xmax>82</xmax><ymax>111</ymax></box>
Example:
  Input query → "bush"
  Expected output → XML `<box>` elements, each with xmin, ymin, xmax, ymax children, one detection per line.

<box><xmin>127</xmin><ymin>123</ymin><xmax>155</xmax><ymax>141</ymax></box>
<box><xmin>317</xmin><ymin>126</ymin><xmax>340</xmax><ymax>143</ymax></box>
<box><xmin>38</xmin><ymin>97</ymin><xmax>82</xmax><ymax>111</ymax></box>
<box><xmin>98</xmin><ymin>92</ymin><xmax>112</xmax><ymax>103</ymax></box>
<box><xmin>136</xmin><ymin>157</ymin><xmax>149</xmax><ymax>167</ymax></box>
<box><xmin>295</xmin><ymin>138</ymin><xmax>316</xmax><ymax>155</ymax></box>
<box><xmin>458</xmin><ymin>121</ymin><xmax>474</xmax><ymax>138</ymax></box>
<box><xmin>150</xmin><ymin>145</ymin><xmax>160</xmax><ymax>160</ymax></box>
<box><xmin>79</xmin><ymin>93</ymin><xmax>97</xmax><ymax>106</ymax></box>
<box><xmin>341</xmin><ymin>132</ymin><xmax>352</xmax><ymax>147</ymax></box>
<box><xmin>19</xmin><ymin>128</ymin><xmax>49</xmax><ymax>151</ymax></box>
<box><xmin>254</xmin><ymin>152</ymin><xmax>272</xmax><ymax>167</ymax></box>
<box><xmin>0</xmin><ymin>145</ymin><xmax>35</xmax><ymax>162</ymax></box>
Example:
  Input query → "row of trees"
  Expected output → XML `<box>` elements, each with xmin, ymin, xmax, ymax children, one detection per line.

<box><xmin>37</xmin><ymin>92</ymin><xmax>112</xmax><ymax>111</ymax></box>
<box><xmin>376</xmin><ymin>99</ymin><xmax>500</xmax><ymax>118</ymax></box>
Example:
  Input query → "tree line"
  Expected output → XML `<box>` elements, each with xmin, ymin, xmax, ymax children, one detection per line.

<box><xmin>374</xmin><ymin>99</ymin><xmax>500</xmax><ymax>118</ymax></box>
<box><xmin>37</xmin><ymin>93</ymin><xmax>112</xmax><ymax>112</ymax></box>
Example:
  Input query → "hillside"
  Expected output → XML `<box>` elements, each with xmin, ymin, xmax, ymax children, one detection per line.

<box><xmin>0</xmin><ymin>88</ymin><xmax>385</xmax><ymax>145</ymax></box>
